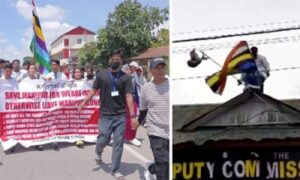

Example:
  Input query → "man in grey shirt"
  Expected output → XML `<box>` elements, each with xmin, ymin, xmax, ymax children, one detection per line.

<box><xmin>79</xmin><ymin>49</ymin><xmax>138</xmax><ymax>180</ymax></box>
<box><xmin>138</xmin><ymin>57</ymin><xmax>169</xmax><ymax>180</ymax></box>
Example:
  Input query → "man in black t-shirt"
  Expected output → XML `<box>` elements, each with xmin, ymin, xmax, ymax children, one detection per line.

<box><xmin>79</xmin><ymin>49</ymin><xmax>139</xmax><ymax>179</ymax></box>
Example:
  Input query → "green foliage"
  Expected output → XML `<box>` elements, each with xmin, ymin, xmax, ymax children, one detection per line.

<box><xmin>78</xmin><ymin>42</ymin><xmax>100</xmax><ymax>66</ymax></box>
<box><xmin>104</xmin><ymin>0</ymin><xmax>168</xmax><ymax>57</ymax></box>
<box><xmin>81</xmin><ymin>0</ymin><xmax>168</xmax><ymax>68</ymax></box>
<box><xmin>151</xmin><ymin>28</ymin><xmax>169</xmax><ymax>48</ymax></box>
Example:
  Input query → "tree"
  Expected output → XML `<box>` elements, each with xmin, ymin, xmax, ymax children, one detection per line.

<box><xmin>95</xmin><ymin>0</ymin><xmax>168</xmax><ymax>67</ymax></box>
<box><xmin>151</xmin><ymin>28</ymin><xmax>169</xmax><ymax>48</ymax></box>
<box><xmin>78</xmin><ymin>42</ymin><xmax>101</xmax><ymax>67</ymax></box>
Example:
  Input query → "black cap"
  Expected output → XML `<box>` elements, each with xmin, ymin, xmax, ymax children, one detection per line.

<box><xmin>0</xmin><ymin>59</ymin><xmax>5</xmax><ymax>63</ymax></box>
<box><xmin>150</xmin><ymin>57</ymin><xmax>166</xmax><ymax>69</ymax></box>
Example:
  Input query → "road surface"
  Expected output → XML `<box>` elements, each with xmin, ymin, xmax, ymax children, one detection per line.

<box><xmin>0</xmin><ymin>127</ymin><xmax>154</xmax><ymax>180</ymax></box>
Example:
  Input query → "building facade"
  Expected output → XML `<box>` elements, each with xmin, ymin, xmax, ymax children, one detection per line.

<box><xmin>50</xmin><ymin>26</ymin><xmax>96</xmax><ymax>65</ymax></box>
<box><xmin>129</xmin><ymin>46</ymin><xmax>169</xmax><ymax>79</ymax></box>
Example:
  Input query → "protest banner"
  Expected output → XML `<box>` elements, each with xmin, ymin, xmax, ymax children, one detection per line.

<box><xmin>0</xmin><ymin>79</ymin><xmax>99</xmax><ymax>151</ymax></box>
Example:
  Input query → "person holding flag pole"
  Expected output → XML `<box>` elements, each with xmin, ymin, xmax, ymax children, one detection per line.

<box><xmin>30</xmin><ymin>0</ymin><xmax>51</xmax><ymax>75</ymax></box>
<box><xmin>30</xmin><ymin>0</ymin><xmax>65</xmax><ymax>150</ymax></box>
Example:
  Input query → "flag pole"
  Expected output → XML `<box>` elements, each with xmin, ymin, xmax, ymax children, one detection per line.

<box><xmin>198</xmin><ymin>49</ymin><xmax>240</xmax><ymax>81</ymax></box>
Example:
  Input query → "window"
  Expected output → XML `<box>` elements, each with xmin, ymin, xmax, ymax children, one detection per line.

<box><xmin>77</xmin><ymin>39</ymin><xmax>82</xmax><ymax>44</ymax></box>
<box><xmin>64</xmin><ymin>39</ymin><xmax>69</xmax><ymax>46</ymax></box>
<box><xmin>266</xmin><ymin>111</ymin><xmax>278</xmax><ymax>123</ymax></box>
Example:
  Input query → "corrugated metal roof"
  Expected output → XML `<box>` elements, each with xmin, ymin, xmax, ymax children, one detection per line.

<box><xmin>130</xmin><ymin>46</ymin><xmax>169</xmax><ymax>60</ymax></box>
<box><xmin>176</xmin><ymin>90</ymin><xmax>300</xmax><ymax>131</ymax></box>
<box><xmin>173</xmin><ymin>104</ymin><xmax>217</xmax><ymax>130</ymax></box>
<box><xmin>174</xmin><ymin>125</ymin><xmax>300</xmax><ymax>146</ymax></box>
<box><xmin>173</xmin><ymin>90</ymin><xmax>300</xmax><ymax>145</ymax></box>
<box><xmin>51</xmin><ymin>26</ymin><xmax>95</xmax><ymax>45</ymax></box>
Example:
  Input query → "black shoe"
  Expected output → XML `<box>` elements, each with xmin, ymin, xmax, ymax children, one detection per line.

<box><xmin>52</xmin><ymin>142</ymin><xmax>59</xmax><ymax>150</ymax></box>
<box><xmin>10</xmin><ymin>147</ymin><xmax>15</xmax><ymax>153</ymax></box>
<box><xmin>36</xmin><ymin>145</ymin><xmax>44</xmax><ymax>151</ymax></box>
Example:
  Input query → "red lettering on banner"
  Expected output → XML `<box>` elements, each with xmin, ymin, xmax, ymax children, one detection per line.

<box><xmin>0</xmin><ymin>78</ymin><xmax>104</xmax><ymax>150</ymax></box>
<box><xmin>60</xmin><ymin>90</ymin><xmax>70</xmax><ymax>97</ymax></box>
<box><xmin>49</xmin><ymin>91</ymin><xmax>60</xmax><ymax>98</ymax></box>
<box><xmin>21</xmin><ymin>92</ymin><xmax>48</xmax><ymax>99</ymax></box>
<box><xmin>42</xmin><ymin>101</ymin><xmax>57</xmax><ymax>108</ymax></box>
<box><xmin>59</xmin><ymin>100</ymin><xmax>81</xmax><ymax>107</ymax></box>
<box><xmin>85</xmin><ymin>99</ymin><xmax>99</xmax><ymax>106</ymax></box>
<box><xmin>5</xmin><ymin>92</ymin><xmax>20</xmax><ymax>99</ymax></box>
<box><xmin>5</xmin><ymin>102</ymin><xmax>41</xmax><ymax>110</ymax></box>
<box><xmin>71</xmin><ymin>90</ymin><xmax>81</xmax><ymax>97</ymax></box>
<box><xmin>82</xmin><ymin>90</ymin><xmax>90</xmax><ymax>96</ymax></box>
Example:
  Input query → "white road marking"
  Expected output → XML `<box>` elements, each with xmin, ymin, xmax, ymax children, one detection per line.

<box><xmin>124</xmin><ymin>144</ymin><xmax>151</xmax><ymax>164</ymax></box>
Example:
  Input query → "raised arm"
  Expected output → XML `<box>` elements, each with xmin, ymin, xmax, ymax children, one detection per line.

<box><xmin>78</xmin><ymin>89</ymin><xmax>97</xmax><ymax>110</ymax></box>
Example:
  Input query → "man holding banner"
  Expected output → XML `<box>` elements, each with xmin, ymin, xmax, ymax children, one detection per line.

<box><xmin>0</xmin><ymin>63</ymin><xmax>15</xmax><ymax>81</ymax></box>
<box><xmin>43</xmin><ymin>60</ymin><xmax>67</xmax><ymax>81</ymax></box>
<box><xmin>79</xmin><ymin>49</ymin><xmax>139</xmax><ymax>180</ymax></box>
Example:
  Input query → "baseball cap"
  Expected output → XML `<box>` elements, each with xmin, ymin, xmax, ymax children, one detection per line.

<box><xmin>150</xmin><ymin>57</ymin><xmax>166</xmax><ymax>69</ymax></box>
<box><xmin>0</xmin><ymin>59</ymin><xmax>5</xmax><ymax>63</ymax></box>
<box><xmin>129</xmin><ymin>61</ymin><xmax>139</xmax><ymax>67</ymax></box>
<box><xmin>60</xmin><ymin>59</ymin><xmax>69</xmax><ymax>66</ymax></box>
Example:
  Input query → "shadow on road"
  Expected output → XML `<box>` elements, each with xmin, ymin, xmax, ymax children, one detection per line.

<box><xmin>2</xmin><ymin>142</ymin><xmax>96</xmax><ymax>155</ymax></box>
<box><xmin>92</xmin><ymin>161</ymin><xmax>146</xmax><ymax>180</ymax></box>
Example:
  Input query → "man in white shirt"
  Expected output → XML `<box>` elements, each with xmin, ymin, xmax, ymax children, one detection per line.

<box><xmin>0</xmin><ymin>63</ymin><xmax>17</xmax><ymax>152</ymax></box>
<box><xmin>42</xmin><ymin>59</ymin><xmax>67</xmax><ymax>150</ymax></box>
<box><xmin>251</xmin><ymin>46</ymin><xmax>270</xmax><ymax>80</ymax></box>
<box><xmin>0</xmin><ymin>63</ymin><xmax>15</xmax><ymax>81</ymax></box>
<box><xmin>251</xmin><ymin>46</ymin><xmax>270</xmax><ymax>92</ymax></box>
<box><xmin>239</xmin><ymin>47</ymin><xmax>270</xmax><ymax>93</ymax></box>
<box><xmin>11</xmin><ymin>59</ymin><xmax>26</xmax><ymax>82</ymax></box>
<box><xmin>136</xmin><ymin>66</ymin><xmax>146</xmax><ymax>92</ymax></box>
<box><xmin>0</xmin><ymin>59</ymin><xmax>5</xmax><ymax>77</ymax></box>
<box><xmin>43</xmin><ymin>59</ymin><xmax>67</xmax><ymax>81</ymax></box>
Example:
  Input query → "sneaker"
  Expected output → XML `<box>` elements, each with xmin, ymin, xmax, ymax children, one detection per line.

<box><xmin>112</xmin><ymin>171</ymin><xmax>125</xmax><ymax>180</ymax></box>
<box><xmin>95</xmin><ymin>155</ymin><xmax>102</xmax><ymax>165</ymax></box>
<box><xmin>10</xmin><ymin>146</ymin><xmax>15</xmax><ymax>153</ymax></box>
<box><xmin>75</xmin><ymin>140</ymin><xmax>84</xmax><ymax>147</ymax></box>
<box><xmin>52</xmin><ymin>142</ymin><xmax>59</xmax><ymax>150</ymax></box>
<box><xmin>145</xmin><ymin>162</ymin><xmax>156</xmax><ymax>180</ymax></box>
<box><xmin>144</xmin><ymin>170</ymin><xmax>156</xmax><ymax>180</ymax></box>
<box><xmin>36</xmin><ymin>145</ymin><xmax>44</xmax><ymax>151</ymax></box>
<box><xmin>129</xmin><ymin>138</ymin><xmax>141</xmax><ymax>147</ymax></box>
<box><xmin>109</xmin><ymin>139</ymin><xmax>113</xmax><ymax>145</ymax></box>
<box><xmin>147</xmin><ymin>162</ymin><xmax>156</xmax><ymax>174</ymax></box>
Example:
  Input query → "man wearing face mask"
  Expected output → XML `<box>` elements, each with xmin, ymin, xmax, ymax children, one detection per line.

<box><xmin>78</xmin><ymin>49</ymin><xmax>138</xmax><ymax>180</ymax></box>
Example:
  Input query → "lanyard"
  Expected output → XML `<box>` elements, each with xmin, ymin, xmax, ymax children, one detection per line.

<box><xmin>109</xmin><ymin>70</ymin><xmax>120</xmax><ymax>91</ymax></box>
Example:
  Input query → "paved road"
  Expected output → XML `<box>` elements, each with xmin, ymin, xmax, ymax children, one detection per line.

<box><xmin>0</xmin><ymin>127</ymin><xmax>154</xmax><ymax>180</ymax></box>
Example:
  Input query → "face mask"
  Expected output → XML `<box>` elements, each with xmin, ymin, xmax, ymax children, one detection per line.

<box><xmin>109</xmin><ymin>62</ymin><xmax>120</xmax><ymax>70</ymax></box>
<box><xmin>87</xmin><ymin>74</ymin><xmax>94</xmax><ymax>80</ymax></box>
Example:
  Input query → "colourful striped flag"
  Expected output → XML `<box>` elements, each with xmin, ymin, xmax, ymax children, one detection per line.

<box><xmin>206</xmin><ymin>41</ymin><xmax>257</xmax><ymax>95</ymax></box>
<box><xmin>30</xmin><ymin>0</ymin><xmax>51</xmax><ymax>74</ymax></box>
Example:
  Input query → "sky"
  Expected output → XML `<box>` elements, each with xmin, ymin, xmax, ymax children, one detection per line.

<box><xmin>172</xmin><ymin>0</ymin><xmax>300</xmax><ymax>104</ymax></box>
<box><xmin>0</xmin><ymin>0</ymin><xmax>168</xmax><ymax>61</ymax></box>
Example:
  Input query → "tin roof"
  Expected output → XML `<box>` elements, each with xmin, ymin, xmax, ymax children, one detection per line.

<box><xmin>173</xmin><ymin>90</ymin><xmax>300</xmax><ymax>145</ymax></box>
<box><xmin>130</xmin><ymin>46</ymin><xmax>169</xmax><ymax>60</ymax></box>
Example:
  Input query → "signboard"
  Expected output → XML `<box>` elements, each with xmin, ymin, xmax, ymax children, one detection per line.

<box><xmin>174</xmin><ymin>146</ymin><xmax>300</xmax><ymax>180</ymax></box>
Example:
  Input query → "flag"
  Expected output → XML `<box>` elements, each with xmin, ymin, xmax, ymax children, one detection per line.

<box><xmin>206</xmin><ymin>41</ymin><xmax>257</xmax><ymax>95</ymax></box>
<box><xmin>30</xmin><ymin>0</ymin><xmax>51</xmax><ymax>74</ymax></box>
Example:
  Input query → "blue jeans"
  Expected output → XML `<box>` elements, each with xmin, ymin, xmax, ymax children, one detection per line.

<box><xmin>95</xmin><ymin>114</ymin><xmax>126</xmax><ymax>172</ymax></box>
<box><xmin>243</xmin><ymin>71</ymin><xmax>266</xmax><ymax>92</ymax></box>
